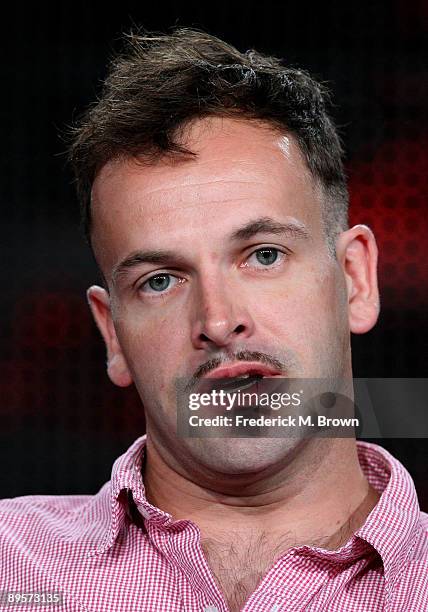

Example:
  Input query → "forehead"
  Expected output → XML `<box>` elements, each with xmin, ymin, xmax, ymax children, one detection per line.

<box><xmin>91</xmin><ymin>117</ymin><xmax>322</xmax><ymax>272</ymax></box>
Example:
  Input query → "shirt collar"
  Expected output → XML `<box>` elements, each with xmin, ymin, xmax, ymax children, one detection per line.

<box><xmin>291</xmin><ymin>441</ymin><xmax>423</xmax><ymax>585</ymax></box>
<box><xmin>89</xmin><ymin>435</ymin><xmax>423</xmax><ymax>581</ymax></box>
<box><xmin>88</xmin><ymin>434</ymin><xmax>172</xmax><ymax>556</ymax></box>
<box><xmin>354</xmin><ymin>441</ymin><xmax>423</xmax><ymax>586</ymax></box>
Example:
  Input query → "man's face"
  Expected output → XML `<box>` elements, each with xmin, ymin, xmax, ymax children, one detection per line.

<box><xmin>89</xmin><ymin>117</ymin><xmax>365</xmax><ymax>477</ymax></box>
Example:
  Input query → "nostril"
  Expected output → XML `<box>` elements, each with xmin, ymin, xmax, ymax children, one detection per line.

<box><xmin>195</xmin><ymin>321</ymin><xmax>249</xmax><ymax>347</ymax></box>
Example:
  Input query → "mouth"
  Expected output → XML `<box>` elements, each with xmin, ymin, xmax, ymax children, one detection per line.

<box><xmin>202</xmin><ymin>362</ymin><xmax>284</xmax><ymax>392</ymax></box>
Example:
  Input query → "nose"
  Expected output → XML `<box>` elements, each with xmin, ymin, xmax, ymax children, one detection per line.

<box><xmin>191</xmin><ymin>275</ymin><xmax>255</xmax><ymax>350</ymax></box>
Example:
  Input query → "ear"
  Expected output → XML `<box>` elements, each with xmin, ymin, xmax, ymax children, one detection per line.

<box><xmin>86</xmin><ymin>285</ymin><xmax>133</xmax><ymax>387</ymax></box>
<box><xmin>336</xmin><ymin>224</ymin><xmax>380</xmax><ymax>334</ymax></box>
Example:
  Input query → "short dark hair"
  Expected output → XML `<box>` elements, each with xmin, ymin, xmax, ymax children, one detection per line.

<box><xmin>69</xmin><ymin>28</ymin><xmax>348</xmax><ymax>254</ymax></box>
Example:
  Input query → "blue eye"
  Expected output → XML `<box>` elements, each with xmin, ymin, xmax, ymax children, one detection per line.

<box><xmin>255</xmin><ymin>248</ymin><xmax>279</xmax><ymax>266</ymax></box>
<box><xmin>245</xmin><ymin>247</ymin><xmax>285</xmax><ymax>269</ymax></box>
<box><xmin>142</xmin><ymin>274</ymin><xmax>178</xmax><ymax>294</ymax></box>
<box><xmin>148</xmin><ymin>274</ymin><xmax>170</xmax><ymax>291</ymax></box>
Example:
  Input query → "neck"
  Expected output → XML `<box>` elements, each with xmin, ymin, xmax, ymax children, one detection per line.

<box><xmin>143</xmin><ymin>435</ymin><xmax>379</xmax><ymax>550</ymax></box>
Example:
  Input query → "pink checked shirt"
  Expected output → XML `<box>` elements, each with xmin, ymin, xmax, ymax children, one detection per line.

<box><xmin>1</xmin><ymin>436</ymin><xmax>427</xmax><ymax>611</ymax></box>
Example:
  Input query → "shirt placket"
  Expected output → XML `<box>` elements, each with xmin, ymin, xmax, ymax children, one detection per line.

<box><xmin>146</xmin><ymin>519</ymin><xmax>229</xmax><ymax>612</ymax></box>
<box><xmin>241</xmin><ymin>550</ymin><xmax>342</xmax><ymax>612</ymax></box>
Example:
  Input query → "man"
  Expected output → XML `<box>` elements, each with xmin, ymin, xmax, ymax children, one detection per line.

<box><xmin>1</xmin><ymin>28</ymin><xmax>427</xmax><ymax>612</ymax></box>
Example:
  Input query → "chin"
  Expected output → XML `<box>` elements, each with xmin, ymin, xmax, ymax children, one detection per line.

<box><xmin>188</xmin><ymin>437</ymin><xmax>303</xmax><ymax>476</ymax></box>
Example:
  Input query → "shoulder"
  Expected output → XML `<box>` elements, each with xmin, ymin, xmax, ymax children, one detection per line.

<box><xmin>0</xmin><ymin>491</ymin><xmax>109</xmax><ymax>608</ymax></box>
<box><xmin>0</xmin><ymin>484</ymin><xmax>111</xmax><ymax>562</ymax></box>
<box><xmin>0</xmin><ymin>492</ymin><xmax>93</xmax><ymax>516</ymax></box>
<box><xmin>0</xmin><ymin>489</ymin><xmax>103</xmax><ymax>529</ymax></box>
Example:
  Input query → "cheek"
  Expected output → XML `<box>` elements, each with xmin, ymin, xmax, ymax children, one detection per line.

<box><xmin>253</xmin><ymin>266</ymin><xmax>348</xmax><ymax>361</ymax></box>
<box><xmin>298</xmin><ymin>273</ymin><xmax>349</xmax><ymax>372</ymax></box>
<box><xmin>115</xmin><ymin>303</ymin><xmax>190</xmax><ymax>384</ymax></box>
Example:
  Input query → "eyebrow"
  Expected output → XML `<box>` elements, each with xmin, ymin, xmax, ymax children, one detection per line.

<box><xmin>111</xmin><ymin>216</ymin><xmax>310</xmax><ymax>286</ymax></box>
<box><xmin>230</xmin><ymin>216</ymin><xmax>310</xmax><ymax>241</ymax></box>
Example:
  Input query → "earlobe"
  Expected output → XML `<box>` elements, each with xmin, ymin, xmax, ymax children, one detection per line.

<box><xmin>337</xmin><ymin>225</ymin><xmax>380</xmax><ymax>335</ymax></box>
<box><xmin>106</xmin><ymin>354</ymin><xmax>133</xmax><ymax>388</ymax></box>
<box><xmin>86</xmin><ymin>285</ymin><xmax>133</xmax><ymax>387</ymax></box>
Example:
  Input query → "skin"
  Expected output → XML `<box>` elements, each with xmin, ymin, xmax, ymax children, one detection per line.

<box><xmin>87</xmin><ymin>117</ymin><xmax>380</xmax><ymax>581</ymax></box>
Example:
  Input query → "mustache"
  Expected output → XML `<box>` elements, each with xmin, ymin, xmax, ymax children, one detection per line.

<box><xmin>182</xmin><ymin>349</ymin><xmax>295</xmax><ymax>393</ymax></box>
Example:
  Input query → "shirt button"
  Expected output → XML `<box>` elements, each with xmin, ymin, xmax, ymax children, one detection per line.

<box><xmin>204</xmin><ymin>606</ymin><xmax>219</xmax><ymax>612</ymax></box>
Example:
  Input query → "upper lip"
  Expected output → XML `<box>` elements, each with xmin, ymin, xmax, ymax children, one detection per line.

<box><xmin>203</xmin><ymin>362</ymin><xmax>283</xmax><ymax>379</ymax></box>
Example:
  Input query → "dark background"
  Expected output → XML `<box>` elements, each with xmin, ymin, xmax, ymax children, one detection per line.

<box><xmin>1</xmin><ymin>2</ymin><xmax>427</xmax><ymax>506</ymax></box>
